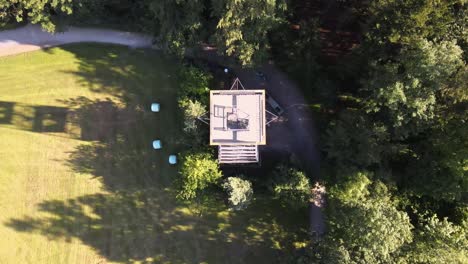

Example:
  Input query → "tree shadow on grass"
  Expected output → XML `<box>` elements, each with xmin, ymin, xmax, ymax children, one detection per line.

<box><xmin>5</xmin><ymin>189</ymin><xmax>308</xmax><ymax>263</ymax></box>
<box><xmin>0</xmin><ymin>100</ymin><xmax>69</xmax><ymax>133</ymax></box>
<box><xmin>44</xmin><ymin>44</ymin><xmax>185</xmax><ymax>188</ymax></box>
<box><xmin>55</xmin><ymin>44</ymin><xmax>187</xmax><ymax>188</ymax></box>
<box><xmin>6</xmin><ymin>190</ymin><xmax>227</xmax><ymax>263</ymax></box>
<box><xmin>58</xmin><ymin>43</ymin><xmax>180</xmax><ymax>107</ymax></box>
<box><xmin>0</xmin><ymin>101</ymin><xmax>15</xmax><ymax>124</ymax></box>
<box><xmin>60</xmin><ymin>96</ymin><xmax>138</xmax><ymax>141</ymax></box>
<box><xmin>56</xmin><ymin>94</ymin><xmax>189</xmax><ymax>190</ymax></box>
<box><xmin>32</xmin><ymin>105</ymin><xmax>68</xmax><ymax>132</ymax></box>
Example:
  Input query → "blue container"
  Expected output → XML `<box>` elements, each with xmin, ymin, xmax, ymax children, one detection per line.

<box><xmin>151</xmin><ymin>103</ymin><xmax>160</xmax><ymax>112</ymax></box>
<box><xmin>152</xmin><ymin>140</ymin><xmax>161</xmax><ymax>149</ymax></box>
<box><xmin>168</xmin><ymin>155</ymin><xmax>177</xmax><ymax>164</ymax></box>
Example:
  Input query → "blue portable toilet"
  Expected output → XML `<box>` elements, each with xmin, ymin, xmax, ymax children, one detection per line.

<box><xmin>152</xmin><ymin>140</ymin><xmax>161</xmax><ymax>149</ymax></box>
<box><xmin>151</xmin><ymin>103</ymin><xmax>160</xmax><ymax>112</ymax></box>
<box><xmin>168</xmin><ymin>155</ymin><xmax>177</xmax><ymax>165</ymax></box>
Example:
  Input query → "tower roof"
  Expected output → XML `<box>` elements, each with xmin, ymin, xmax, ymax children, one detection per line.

<box><xmin>209</xmin><ymin>89</ymin><xmax>266</xmax><ymax>145</ymax></box>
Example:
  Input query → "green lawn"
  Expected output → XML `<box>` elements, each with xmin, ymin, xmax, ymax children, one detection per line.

<box><xmin>0</xmin><ymin>44</ymin><xmax>308</xmax><ymax>264</ymax></box>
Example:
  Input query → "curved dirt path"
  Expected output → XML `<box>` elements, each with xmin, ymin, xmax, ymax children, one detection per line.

<box><xmin>0</xmin><ymin>24</ymin><xmax>326</xmax><ymax>237</ymax></box>
<box><xmin>0</xmin><ymin>24</ymin><xmax>152</xmax><ymax>57</ymax></box>
<box><xmin>233</xmin><ymin>63</ymin><xmax>325</xmax><ymax>237</ymax></box>
<box><xmin>198</xmin><ymin>50</ymin><xmax>325</xmax><ymax>236</ymax></box>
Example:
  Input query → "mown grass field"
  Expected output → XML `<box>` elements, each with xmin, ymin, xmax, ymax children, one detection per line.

<box><xmin>0</xmin><ymin>44</ymin><xmax>308</xmax><ymax>264</ymax></box>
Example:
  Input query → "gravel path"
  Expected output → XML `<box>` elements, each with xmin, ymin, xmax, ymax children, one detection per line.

<box><xmin>234</xmin><ymin>63</ymin><xmax>325</xmax><ymax>237</ymax></box>
<box><xmin>0</xmin><ymin>24</ymin><xmax>152</xmax><ymax>57</ymax></box>
<box><xmin>0</xmin><ymin>24</ymin><xmax>326</xmax><ymax>237</ymax></box>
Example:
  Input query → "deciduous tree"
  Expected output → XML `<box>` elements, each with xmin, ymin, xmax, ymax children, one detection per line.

<box><xmin>323</xmin><ymin>111</ymin><xmax>390</xmax><ymax>170</ymax></box>
<box><xmin>323</xmin><ymin>172</ymin><xmax>413</xmax><ymax>263</ymax></box>
<box><xmin>177</xmin><ymin>151</ymin><xmax>222</xmax><ymax>200</ymax></box>
<box><xmin>364</xmin><ymin>39</ymin><xmax>463</xmax><ymax>138</ymax></box>
<box><xmin>403</xmin><ymin>216</ymin><xmax>468</xmax><ymax>263</ymax></box>
<box><xmin>213</xmin><ymin>0</ymin><xmax>287</xmax><ymax>65</ymax></box>
<box><xmin>147</xmin><ymin>0</ymin><xmax>205</xmax><ymax>56</ymax></box>
<box><xmin>365</xmin><ymin>0</ymin><xmax>461</xmax><ymax>45</ymax></box>
<box><xmin>222</xmin><ymin>176</ymin><xmax>253</xmax><ymax>210</ymax></box>
<box><xmin>0</xmin><ymin>0</ymin><xmax>73</xmax><ymax>32</ymax></box>
<box><xmin>269</xmin><ymin>164</ymin><xmax>310</xmax><ymax>209</ymax></box>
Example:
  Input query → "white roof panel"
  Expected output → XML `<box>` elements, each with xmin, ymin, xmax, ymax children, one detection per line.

<box><xmin>209</xmin><ymin>90</ymin><xmax>266</xmax><ymax>145</ymax></box>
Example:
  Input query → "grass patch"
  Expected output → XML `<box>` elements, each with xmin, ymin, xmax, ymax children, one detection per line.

<box><xmin>0</xmin><ymin>44</ymin><xmax>308</xmax><ymax>263</ymax></box>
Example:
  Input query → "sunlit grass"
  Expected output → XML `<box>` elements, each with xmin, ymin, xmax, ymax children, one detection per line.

<box><xmin>0</xmin><ymin>46</ymin><xmax>125</xmax><ymax>263</ymax></box>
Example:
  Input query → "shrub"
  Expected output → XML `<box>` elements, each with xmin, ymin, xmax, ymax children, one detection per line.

<box><xmin>269</xmin><ymin>165</ymin><xmax>311</xmax><ymax>209</ymax></box>
<box><xmin>177</xmin><ymin>151</ymin><xmax>222</xmax><ymax>200</ymax></box>
<box><xmin>176</xmin><ymin>66</ymin><xmax>212</xmax><ymax>144</ymax></box>
<box><xmin>178</xmin><ymin>66</ymin><xmax>211</xmax><ymax>105</ymax></box>
<box><xmin>222</xmin><ymin>176</ymin><xmax>253</xmax><ymax>210</ymax></box>
<box><xmin>178</xmin><ymin>98</ymin><xmax>206</xmax><ymax>134</ymax></box>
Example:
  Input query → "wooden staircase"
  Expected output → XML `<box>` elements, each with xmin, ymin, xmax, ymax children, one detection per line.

<box><xmin>218</xmin><ymin>145</ymin><xmax>259</xmax><ymax>164</ymax></box>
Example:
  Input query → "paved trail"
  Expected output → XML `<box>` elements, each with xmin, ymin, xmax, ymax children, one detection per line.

<box><xmin>0</xmin><ymin>24</ymin><xmax>151</xmax><ymax>57</ymax></box>
<box><xmin>234</xmin><ymin>64</ymin><xmax>325</xmax><ymax>237</ymax></box>
<box><xmin>0</xmin><ymin>24</ymin><xmax>325</xmax><ymax>237</ymax></box>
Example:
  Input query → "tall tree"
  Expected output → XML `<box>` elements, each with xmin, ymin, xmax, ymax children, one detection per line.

<box><xmin>147</xmin><ymin>0</ymin><xmax>205</xmax><ymax>56</ymax></box>
<box><xmin>364</xmin><ymin>0</ymin><xmax>461</xmax><ymax>45</ymax></box>
<box><xmin>403</xmin><ymin>216</ymin><xmax>468</xmax><ymax>263</ymax></box>
<box><xmin>0</xmin><ymin>0</ymin><xmax>73</xmax><ymax>32</ymax></box>
<box><xmin>364</xmin><ymin>39</ymin><xmax>463</xmax><ymax>138</ymax></box>
<box><xmin>405</xmin><ymin>112</ymin><xmax>468</xmax><ymax>202</ymax></box>
<box><xmin>213</xmin><ymin>0</ymin><xmax>287</xmax><ymax>65</ymax></box>
<box><xmin>323</xmin><ymin>111</ymin><xmax>390</xmax><ymax>170</ymax></box>
<box><xmin>268</xmin><ymin>164</ymin><xmax>311</xmax><ymax>209</ymax></box>
<box><xmin>321</xmin><ymin>172</ymin><xmax>413</xmax><ymax>263</ymax></box>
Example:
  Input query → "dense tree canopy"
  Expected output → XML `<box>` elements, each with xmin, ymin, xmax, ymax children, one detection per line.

<box><xmin>320</xmin><ymin>172</ymin><xmax>413</xmax><ymax>263</ymax></box>
<box><xmin>269</xmin><ymin>165</ymin><xmax>311</xmax><ymax>209</ymax></box>
<box><xmin>405</xmin><ymin>115</ymin><xmax>468</xmax><ymax>202</ymax></box>
<box><xmin>402</xmin><ymin>216</ymin><xmax>468</xmax><ymax>263</ymax></box>
<box><xmin>364</xmin><ymin>39</ymin><xmax>464</xmax><ymax>138</ymax></box>
<box><xmin>148</xmin><ymin>0</ymin><xmax>204</xmax><ymax>56</ymax></box>
<box><xmin>365</xmin><ymin>0</ymin><xmax>462</xmax><ymax>45</ymax></box>
<box><xmin>324</xmin><ymin>111</ymin><xmax>390</xmax><ymax>170</ymax></box>
<box><xmin>0</xmin><ymin>0</ymin><xmax>72</xmax><ymax>31</ymax></box>
<box><xmin>317</xmin><ymin>1</ymin><xmax>467</xmax><ymax>262</ymax></box>
<box><xmin>213</xmin><ymin>0</ymin><xmax>287</xmax><ymax>65</ymax></box>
